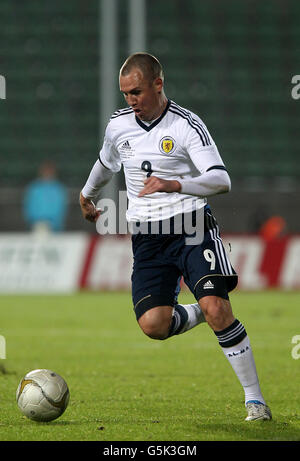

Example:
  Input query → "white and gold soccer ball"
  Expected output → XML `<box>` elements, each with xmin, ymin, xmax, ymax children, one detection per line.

<box><xmin>16</xmin><ymin>369</ymin><xmax>70</xmax><ymax>422</ymax></box>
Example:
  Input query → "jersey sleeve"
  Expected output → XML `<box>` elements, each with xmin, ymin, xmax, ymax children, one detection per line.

<box><xmin>81</xmin><ymin>159</ymin><xmax>113</xmax><ymax>199</ymax></box>
<box><xmin>184</xmin><ymin>115</ymin><xmax>226</xmax><ymax>174</ymax></box>
<box><xmin>98</xmin><ymin>121</ymin><xmax>121</xmax><ymax>173</ymax></box>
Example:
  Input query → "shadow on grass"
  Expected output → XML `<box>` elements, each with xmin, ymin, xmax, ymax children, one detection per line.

<box><xmin>43</xmin><ymin>421</ymin><xmax>83</xmax><ymax>426</ymax></box>
<box><xmin>194</xmin><ymin>420</ymin><xmax>300</xmax><ymax>441</ymax></box>
<box><xmin>13</xmin><ymin>417</ymin><xmax>86</xmax><ymax>427</ymax></box>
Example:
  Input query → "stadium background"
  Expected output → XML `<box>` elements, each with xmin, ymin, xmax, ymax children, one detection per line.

<box><xmin>0</xmin><ymin>0</ymin><xmax>300</xmax><ymax>293</ymax></box>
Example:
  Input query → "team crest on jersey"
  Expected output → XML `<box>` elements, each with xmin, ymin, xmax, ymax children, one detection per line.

<box><xmin>159</xmin><ymin>136</ymin><xmax>176</xmax><ymax>155</ymax></box>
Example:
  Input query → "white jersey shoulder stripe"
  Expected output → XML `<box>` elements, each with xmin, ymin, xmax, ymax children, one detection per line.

<box><xmin>169</xmin><ymin>102</ymin><xmax>211</xmax><ymax>146</ymax></box>
<box><xmin>110</xmin><ymin>107</ymin><xmax>134</xmax><ymax>119</ymax></box>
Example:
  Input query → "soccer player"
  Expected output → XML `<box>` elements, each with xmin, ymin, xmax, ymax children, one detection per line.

<box><xmin>80</xmin><ymin>53</ymin><xmax>271</xmax><ymax>421</ymax></box>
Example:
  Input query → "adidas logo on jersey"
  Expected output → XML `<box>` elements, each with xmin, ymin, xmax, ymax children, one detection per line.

<box><xmin>203</xmin><ymin>279</ymin><xmax>214</xmax><ymax>289</ymax></box>
<box><xmin>121</xmin><ymin>140</ymin><xmax>131</xmax><ymax>149</ymax></box>
<box><xmin>119</xmin><ymin>140</ymin><xmax>135</xmax><ymax>159</ymax></box>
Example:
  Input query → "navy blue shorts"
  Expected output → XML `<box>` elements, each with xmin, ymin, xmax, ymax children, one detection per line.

<box><xmin>131</xmin><ymin>207</ymin><xmax>238</xmax><ymax>320</ymax></box>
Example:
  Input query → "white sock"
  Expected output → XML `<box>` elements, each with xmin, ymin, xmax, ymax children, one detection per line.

<box><xmin>214</xmin><ymin>319</ymin><xmax>266</xmax><ymax>405</ymax></box>
<box><xmin>168</xmin><ymin>303</ymin><xmax>206</xmax><ymax>337</ymax></box>
<box><xmin>221</xmin><ymin>335</ymin><xmax>266</xmax><ymax>405</ymax></box>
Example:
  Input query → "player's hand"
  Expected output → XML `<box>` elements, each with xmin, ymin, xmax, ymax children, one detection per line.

<box><xmin>138</xmin><ymin>176</ymin><xmax>181</xmax><ymax>197</ymax></box>
<box><xmin>79</xmin><ymin>192</ymin><xmax>101</xmax><ymax>222</ymax></box>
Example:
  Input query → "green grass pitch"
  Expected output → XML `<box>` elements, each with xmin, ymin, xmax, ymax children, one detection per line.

<box><xmin>0</xmin><ymin>290</ymin><xmax>299</xmax><ymax>441</ymax></box>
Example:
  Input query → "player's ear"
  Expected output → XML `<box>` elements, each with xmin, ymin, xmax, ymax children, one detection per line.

<box><xmin>153</xmin><ymin>77</ymin><xmax>164</xmax><ymax>93</ymax></box>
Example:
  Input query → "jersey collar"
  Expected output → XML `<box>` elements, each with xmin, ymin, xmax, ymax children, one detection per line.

<box><xmin>135</xmin><ymin>99</ymin><xmax>171</xmax><ymax>131</ymax></box>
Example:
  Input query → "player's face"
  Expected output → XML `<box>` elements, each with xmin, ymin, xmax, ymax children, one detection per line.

<box><xmin>119</xmin><ymin>68</ymin><xmax>164</xmax><ymax>122</ymax></box>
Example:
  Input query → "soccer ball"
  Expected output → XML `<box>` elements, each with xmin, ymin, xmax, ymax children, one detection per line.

<box><xmin>16</xmin><ymin>369</ymin><xmax>70</xmax><ymax>422</ymax></box>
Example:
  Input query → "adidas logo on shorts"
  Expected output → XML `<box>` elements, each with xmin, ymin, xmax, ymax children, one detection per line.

<box><xmin>203</xmin><ymin>279</ymin><xmax>214</xmax><ymax>289</ymax></box>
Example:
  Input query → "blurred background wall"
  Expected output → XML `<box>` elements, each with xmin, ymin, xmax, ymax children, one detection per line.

<box><xmin>0</xmin><ymin>0</ymin><xmax>299</xmax><ymax>234</ymax></box>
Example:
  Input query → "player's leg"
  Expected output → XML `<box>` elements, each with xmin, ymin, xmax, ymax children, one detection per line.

<box><xmin>135</xmin><ymin>275</ymin><xmax>206</xmax><ymax>340</ymax></box>
<box><xmin>138</xmin><ymin>305</ymin><xmax>173</xmax><ymax>340</ymax></box>
<box><xmin>132</xmin><ymin>255</ymin><xmax>180</xmax><ymax>340</ymax></box>
<box><xmin>199</xmin><ymin>294</ymin><xmax>270</xmax><ymax>417</ymax></box>
<box><xmin>137</xmin><ymin>301</ymin><xmax>206</xmax><ymax>340</ymax></box>
<box><xmin>184</xmin><ymin>208</ymin><xmax>271</xmax><ymax>420</ymax></box>
<box><xmin>168</xmin><ymin>276</ymin><xmax>206</xmax><ymax>337</ymax></box>
<box><xmin>132</xmin><ymin>236</ymin><xmax>206</xmax><ymax>341</ymax></box>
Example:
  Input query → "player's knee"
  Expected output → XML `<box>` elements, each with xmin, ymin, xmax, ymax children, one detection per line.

<box><xmin>140</xmin><ymin>323</ymin><xmax>169</xmax><ymax>340</ymax></box>
<box><xmin>199</xmin><ymin>296</ymin><xmax>233</xmax><ymax>329</ymax></box>
<box><xmin>138</xmin><ymin>307</ymin><xmax>172</xmax><ymax>340</ymax></box>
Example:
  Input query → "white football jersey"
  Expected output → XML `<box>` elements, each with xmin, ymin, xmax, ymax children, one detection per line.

<box><xmin>99</xmin><ymin>99</ymin><xmax>225</xmax><ymax>222</ymax></box>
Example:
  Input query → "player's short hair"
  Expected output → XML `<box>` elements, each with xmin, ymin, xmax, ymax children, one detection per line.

<box><xmin>120</xmin><ymin>52</ymin><xmax>164</xmax><ymax>83</ymax></box>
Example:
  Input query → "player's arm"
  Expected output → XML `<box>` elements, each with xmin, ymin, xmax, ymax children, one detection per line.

<box><xmin>80</xmin><ymin>159</ymin><xmax>113</xmax><ymax>222</ymax></box>
<box><xmin>80</xmin><ymin>120</ymin><xmax>121</xmax><ymax>222</ymax></box>
<box><xmin>178</xmin><ymin>151</ymin><xmax>231</xmax><ymax>197</ymax></box>
<box><xmin>139</xmin><ymin>168</ymin><xmax>229</xmax><ymax>197</ymax></box>
<box><xmin>178</xmin><ymin>123</ymin><xmax>231</xmax><ymax>197</ymax></box>
<box><xmin>138</xmin><ymin>177</ymin><xmax>181</xmax><ymax>196</ymax></box>
<box><xmin>139</xmin><ymin>144</ymin><xmax>230</xmax><ymax>198</ymax></box>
